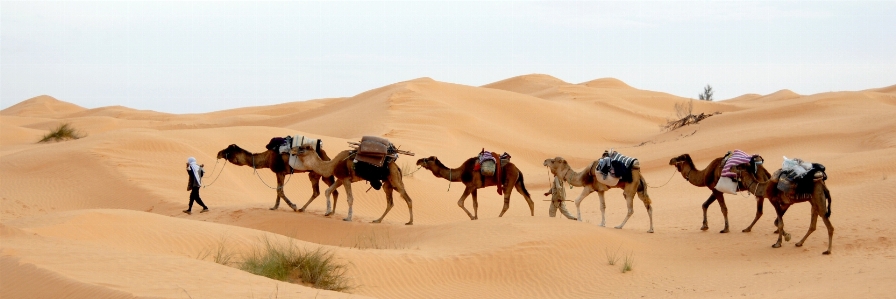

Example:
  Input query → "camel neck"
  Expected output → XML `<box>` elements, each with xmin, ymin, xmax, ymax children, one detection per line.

<box><xmin>680</xmin><ymin>161</ymin><xmax>707</xmax><ymax>187</ymax></box>
<box><xmin>433</xmin><ymin>163</ymin><xmax>462</xmax><ymax>182</ymax></box>
<box><xmin>559</xmin><ymin>165</ymin><xmax>585</xmax><ymax>187</ymax></box>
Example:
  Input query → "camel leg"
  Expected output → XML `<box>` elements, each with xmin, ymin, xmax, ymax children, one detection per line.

<box><xmin>716</xmin><ymin>194</ymin><xmax>730</xmax><ymax>233</ymax></box>
<box><xmin>471</xmin><ymin>189</ymin><xmax>479</xmax><ymax>220</ymax></box>
<box><xmin>597</xmin><ymin>191</ymin><xmax>607</xmax><ymax>226</ymax></box>
<box><xmin>372</xmin><ymin>182</ymin><xmax>395</xmax><ymax>224</ymax></box>
<box><xmin>572</xmin><ymin>187</ymin><xmax>594</xmax><ymax>223</ymax></box>
<box><xmin>796</xmin><ymin>208</ymin><xmax>818</xmax><ymax>247</ymax></box>
<box><xmin>323</xmin><ymin>179</ymin><xmax>344</xmax><ymax>216</ymax></box>
<box><xmin>457</xmin><ymin>187</ymin><xmax>476</xmax><ymax>220</ymax></box>
<box><xmin>820</xmin><ymin>213</ymin><xmax>834</xmax><ymax>255</ymax></box>
<box><xmin>392</xmin><ymin>178</ymin><xmax>414</xmax><ymax>225</ymax></box>
<box><xmin>298</xmin><ymin>172</ymin><xmax>322</xmax><ymax>212</ymax></box>
<box><xmin>515</xmin><ymin>180</ymin><xmax>535</xmax><ymax>216</ymax></box>
<box><xmin>772</xmin><ymin>204</ymin><xmax>785</xmax><ymax>248</ymax></box>
<box><xmin>742</xmin><ymin>196</ymin><xmax>764</xmax><ymax>232</ymax></box>
<box><xmin>615</xmin><ymin>192</ymin><xmax>636</xmax><ymax>230</ymax></box>
<box><xmin>638</xmin><ymin>192</ymin><xmax>654</xmax><ymax>233</ymax></box>
<box><xmin>342</xmin><ymin>178</ymin><xmax>355</xmax><ymax>222</ymax></box>
<box><xmin>498</xmin><ymin>191</ymin><xmax>512</xmax><ymax>217</ymax></box>
<box><xmin>700</xmin><ymin>193</ymin><xmax>717</xmax><ymax>231</ymax></box>
<box><xmin>270</xmin><ymin>173</ymin><xmax>284</xmax><ymax>210</ymax></box>
<box><xmin>276</xmin><ymin>173</ymin><xmax>298</xmax><ymax>212</ymax></box>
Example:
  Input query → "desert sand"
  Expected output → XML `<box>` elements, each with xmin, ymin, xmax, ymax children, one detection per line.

<box><xmin>2</xmin><ymin>75</ymin><xmax>895</xmax><ymax>298</ymax></box>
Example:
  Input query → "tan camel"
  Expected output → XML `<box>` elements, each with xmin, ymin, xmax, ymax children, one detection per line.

<box><xmin>415</xmin><ymin>156</ymin><xmax>535</xmax><ymax>220</ymax></box>
<box><xmin>668</xmin><ymin>154</ymin><xmax>772</xmax><ymax>233</ymax></box>
<box><xmin>291</xmin><ymin>144</ymin><xmax>415</xmax><ymax>225</ymax></box>
<box><xmin>543</xmin><ymin>157</ymin><xmax>654</xmax><ymax>233</ymax></box>
<box><xmin>732</xmin><ymin>164</ymin><xmax>834</xmax><ymax>254</ymax></box>
<box><xmin>216</xmin><ymin>144</ymin><xmax>339</xmax><ymax>212</ymax></box>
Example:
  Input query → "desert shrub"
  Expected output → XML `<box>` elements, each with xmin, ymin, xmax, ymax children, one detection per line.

<box><xmin>39</xmin><ymin>123</ymin><xmax>84</xmax><ymax>143</ymax></box>
<box><xmin>698</xmin><ymin>85</ymin><xmax>714</xmax><ymax>101</ymax></box>
<box><xmin>240</xmin><ymin>238</ymin><xmax>352</xmax><ymax>291</ymax></box>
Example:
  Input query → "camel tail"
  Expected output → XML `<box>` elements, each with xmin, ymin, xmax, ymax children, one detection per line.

<box><xmin>824</xmin><ymin>185</ymin><xmax>832</xmax><ymax>218</ymax></box>
<box><xmin>517</xmin><ymin>172</ymin><xmax>531</xmax><ymax>198</ymax></box>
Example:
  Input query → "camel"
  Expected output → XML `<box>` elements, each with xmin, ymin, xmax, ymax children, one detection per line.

<box><xmin>731</xmin><ymin>164</ymin><xmax>834</xmax><ymax>254</ymax></box>
<box><xmin>668</xmin><ymin>154</ymin><xmax>771</xmax><ymax>233</ymax></box>
<box><xmin>543</xmin><ymin>157</ymin><xmax>654</xmax><ymax>233</ymax></box>
<box><xmin>216</xmin><ymin>144</ymin><xmax>339</xmax><ymax>212</ymax></box>
<box><xmin>291</xmin><ymin>144</ymin><xmax>415</xmax><ymax>225</ymax></box>
<box><xmin>415</xmin><ymin>156</ymin><xmax>535</xmax><ymax>220</ymax></box>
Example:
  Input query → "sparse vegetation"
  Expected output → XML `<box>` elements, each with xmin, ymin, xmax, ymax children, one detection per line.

<box><xmin>401</xmin><ymin>161</ymin><xmax>418</xmax><ymax>177</ymax></box>
<box><xmin>196</xmin><ymin>236</ymin><xmax>238</xmax><ymax>266</ymax></box>
<box><xmin>663</xmin><ymin>99</ymin><xmax>721</xmax><ymax>131</ymax></box>
<box><xmin>621</xmin><ymin>251</ymin><xmax>635</xmax><ymax>273</ymax></box>
<box><xmin>347</xmin><ymin>229</ymin><xmax>408</xmax><ymax>250</ymax></box>
<box><xmin>604</xmin><ymin>246</ymin><xmax>621</xmax><ymax>265</ymax></box>
<box><xmin>240</xmin><ymin>238</ymin><xmax>352</xmax><ymax>291</ymax></box>
<box><xmin>39</xmin><ymin>123</ymin><xmax>85</xmax><ymax>143</ymax></box>
<box><xmin>698</xmin><ymin>84</ymin><xmax>714</xmax><ymax>101</ymax></box>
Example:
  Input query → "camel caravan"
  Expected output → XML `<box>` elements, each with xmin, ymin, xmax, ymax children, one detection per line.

<box><xmin>210</xmin><ymin>137</ymin><xmax>833</xmax><ymax>254</ymax></box>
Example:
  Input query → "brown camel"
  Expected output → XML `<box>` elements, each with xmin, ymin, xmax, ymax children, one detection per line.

<box><xmin>291</xmin><ymin>144</ymin><xmax>415</xmax><ymax>225</ymax></box>
<box><xmin>415</xmin><ymin>156</ymin><xmax>535</xmax><ymax>220</ymax></box>
<box><xmin>216</xmin><ymin>144</ymin><xmax>338</xmax><ymax>212</ymax></box>
<box><xmin>732</xmin><ymin>164</ymin><xmax>834</xmax><ymax>254</ymax></box>
<box><xmin>668</xmin><ymin>154</ymin><xmax>772</xmax><ymax>233</ymax></box>
<box><xmin>543</xmin><ymin>157</ymin><xmax>654</xmax><ymax>233</ymax></box>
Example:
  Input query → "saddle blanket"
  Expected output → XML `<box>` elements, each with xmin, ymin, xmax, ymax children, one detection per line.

<box><xmin>721</xmin><ymin>150</ymin><xmax>752</xmax><ymax>178</ymax></box>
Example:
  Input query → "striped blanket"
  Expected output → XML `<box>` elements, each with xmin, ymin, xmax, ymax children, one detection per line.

<box><xmin>721</xmin><ymin>150</ymin><xmax>752</xmax><ymax>178</ymax></box>
<box><xmin>597</xmin><ymin>151</ymin><xmax>637</xmax><ymax>173</ymax></box>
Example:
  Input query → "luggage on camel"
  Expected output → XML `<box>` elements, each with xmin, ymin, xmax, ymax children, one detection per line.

<box><xmin>595</xmin><ymin>150</ymin><xmax>639</xmax><ymax>185</ymax></box>
<box><xmin>473</xmin><ymin>149</ymin><xmax>511</xmax><ymax>195</ymax></box>
<box><xmin>346</xmin><ymin>136</ymin><xmax>414</xmax><ymax>190</ymax></box>
<box><xmin>286</xmin><ymin>135</ymin><xmax>322</xmax><ymax>171</ymax></box>
<box><xmin>776</xmin><ymin>157</ymin><xmax>826</xmax><ymax>194</ymax></box>
<box><xmin>715</xmin><ymin>150</ymin><xmax>762</xmax><ymax>195</ymax></box>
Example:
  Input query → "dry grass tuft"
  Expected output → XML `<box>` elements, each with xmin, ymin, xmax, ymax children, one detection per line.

<box><xmin>39</xmin><ymin>123</ymin><xmax>85</xmax><ymax>143</ymax></box>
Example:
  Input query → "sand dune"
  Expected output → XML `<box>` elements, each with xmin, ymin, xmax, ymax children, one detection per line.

<box><xmin>2</xmin><ymin>76</ymin><xmax>895</xmax><ymax>298</ymax></box>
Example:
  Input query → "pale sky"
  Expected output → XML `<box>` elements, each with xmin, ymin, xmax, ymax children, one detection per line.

<box><xmin>2</xmin><ymin>1</ymin><xmax>895</xmax><ymax>113</ymax></box>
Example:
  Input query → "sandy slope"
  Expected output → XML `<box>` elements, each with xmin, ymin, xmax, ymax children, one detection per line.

<box><xmin>2</xmin><ymin>78</ymin><xmax>895</xmax><ymax>298</ymax></box>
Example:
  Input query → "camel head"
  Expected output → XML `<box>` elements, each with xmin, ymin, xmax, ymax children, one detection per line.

<box><xmin>416</xmin><ymin>156</ymin><xmax>435</xmax><ymax>167</ymax></box>
<box><xmin>217</xmin><ymin>144</ymin><xmax>250</xmax><ymax>160</ymax></box>
<box><xmin>542</xmin><ymin>157</ymin><xmax>569</xmax><ymax>176</ymax></box>
<box><xmin>669</xmin><ymin>154</ymin><xmax>692</xmax><ymax>172</ymax></box>
<box><xmin>730</xmin><ymin>163</ymin><xmax>754</xmax><ymax>180</ymax></box>
<box><xmin>290</xmin><ymin>144</ymin><xmax>319</xmax><ymax>160</ymax></box>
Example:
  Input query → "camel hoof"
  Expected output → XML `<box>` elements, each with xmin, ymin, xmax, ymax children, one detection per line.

<box><xmin>269</xmin><ymin>207</ymin><xmax>277</xmax><ymax>211</ymax></box>
<box><xmin>822</xmin><ymin>251</ymin><xmax>831</xmax><ymax>255</ymax></box>
<box><xmin>570</xmin><ymin>218</ymin><xmax>578</xmax><ymax>221</ymax></box>
<box><xmin>298</xmin><ymin>208</ymin><xmax>305</xmax><ymax>213</ymax></box>
<box><xmin>784</xmin><ymin>233</ymin><xmax>792</xmax><ymax>242</ymax></box>
<box><xmin>614</xmin><ymin>226</ymin><xmax>623</xmax><ymax>229</ymax></box>
<box><xmin>324</xmin><ymin>212</ymin><xmax>333</xmax><ymax>217</ymax></box>
<box><xmin>473</xmin><ymin>216</ymin><xmax>478</xmax><ymax>220</ymax></box>
<box><xmin>772</xmin><ymin>243</ymin><xmax>782</xmax><ymax>248</ymax></box>
<box><xmin>742</xmin><ymin>228</ymin><xmax>752</xmax><ymax>233</ymax></box>
<box><xmin>405</xmin><ymin>222</ymin><xmax>413</xmax><ymax>225</ymax></box>
<box><xmin>795</xmin><ymin>242</ymin><xmax>804</xmax><ymax>247</ymax></box>
<box><xmin>700</xmin><ymin>226</ymin><xmax>709</xmax><ymax>231</ymax></box>
<box><xmin>647</xmin><ymin>229</ymin><xmax>654</xmax><ymax>233</ymax></box>
<box><xmin>290</xmin><ymin>204</ymin><xmax>298</xmax><ymax>212</ymax></box>
<box><xmin>371</xmin><ymin>220</ymin><xmax>382</xmax><ymax>223</ymax></box>
<box><xmin>719</xmin><ymin>229</ymin><xmax>729</xmax><ymax>234</ymax></box>
<box><xmin>343</xmin><ymin>218</ymin><xmax>352</xmax><ymax>222</ymax></box>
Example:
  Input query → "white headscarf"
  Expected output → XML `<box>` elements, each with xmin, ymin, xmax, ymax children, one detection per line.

<box><xmin>187</xmin><ymin>157</ymin><xmax>201</xmax><ymax>186</ymax></box>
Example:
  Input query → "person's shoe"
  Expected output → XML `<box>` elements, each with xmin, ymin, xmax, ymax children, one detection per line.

<box><xmin>182</xmin><ymin>210</ymin><xmax>192</xmax><ymax>215</ymax></box>
<box><xmin>200</xmin><ymin>208</ymin><xmax>209</xmax><ymax>213</ymax></box>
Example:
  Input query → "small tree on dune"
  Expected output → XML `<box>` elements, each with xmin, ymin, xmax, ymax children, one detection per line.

<box><xmin>698</xmin><ymin>85</ymin><xmax>714</xmax><ymax>101</ymax></box>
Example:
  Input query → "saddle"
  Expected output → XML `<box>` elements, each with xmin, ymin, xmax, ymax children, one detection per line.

<box><xmin>474</xmin><ymin>149</ymin><xmax>511</xmax><ymax>195</ymax></box>
<box><xmin>354</xmin><ymin>136</ymin><xmax>395</xmax><ymax>168</ymax></box>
